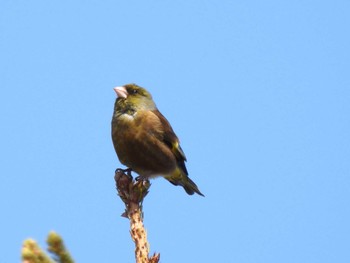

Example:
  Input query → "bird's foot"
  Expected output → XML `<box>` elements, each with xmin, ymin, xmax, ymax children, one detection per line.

<box><xmin>115</xmin><ymin>168</ymin><xmax>133</xmax><ymax>179</ymax></box>
<box><xmin>135</xmin><ymin>175</ymin><xmax>147</xmax><ymax>182</ymax></box>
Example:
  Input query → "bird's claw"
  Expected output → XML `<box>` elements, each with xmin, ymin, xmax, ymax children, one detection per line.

<box><xmin>115</xmin><ymin>168</ymin><xmax>133</xmax><ymax>179</ymax></box>
<box><xmin>135</xmin><ymin>175</ymin><xmax>147</xmax><ymax>181</ymax></box>
<box><xmin>124</xmin><ymin>168</ymin><xmax>132</xmax><ymax>177</ymax></box>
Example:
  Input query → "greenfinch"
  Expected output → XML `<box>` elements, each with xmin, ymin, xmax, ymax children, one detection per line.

<box><xmin>111</xmin><ymin>83</ymin><xmax>204</xmax><ymax>196</ymax></box>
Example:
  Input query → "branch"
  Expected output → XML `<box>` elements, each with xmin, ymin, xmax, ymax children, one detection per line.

<box><xmin>47</xmin><ymin>231</ymin><xmax>74</xmax><ymax>263</ymax></box>
<box><xmin>21</xmin><ymin>239</ymin><xmax>53</xmax><ymax>263</ymax></box>
<box><xmin>21</xmin><ymin>232</ymin><xmax>73</xmax><ymax>263</ymax></box>
<box><xmin>114</xmin><ymin>169</ymin><xmax>160</xmax><ymax>263</ymax></box>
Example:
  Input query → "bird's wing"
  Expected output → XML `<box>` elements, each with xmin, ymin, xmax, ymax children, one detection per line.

<box><xmin>151</xmin><ymin>110</ymin><xmax>187</xmax><ymax>163</ymax></box>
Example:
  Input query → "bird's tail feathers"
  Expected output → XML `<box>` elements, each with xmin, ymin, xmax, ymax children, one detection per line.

<box><xmin>165</xmin><ymin>168</ymin><xmax>204</xmax><ymax>197</ymax></box>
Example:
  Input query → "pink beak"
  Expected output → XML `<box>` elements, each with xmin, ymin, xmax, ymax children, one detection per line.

<box><xmin>114</xmin><ymin>86</ymin><xmax>128</xmax><ymax>98</ymax></box>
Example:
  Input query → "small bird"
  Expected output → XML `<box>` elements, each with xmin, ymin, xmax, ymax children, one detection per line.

<box><xmin>111</xmin><ymin>83</ymin><xmax>204</xmax><ymax>196</ymax></box>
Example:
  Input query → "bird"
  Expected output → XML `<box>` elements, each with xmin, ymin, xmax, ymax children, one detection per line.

<box><xmin>111</xmin><ymin>83</ymin><xmax>204</xmax><ymax>196</ymax></box>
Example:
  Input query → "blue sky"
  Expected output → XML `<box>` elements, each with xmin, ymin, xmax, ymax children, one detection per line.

<box><xmin>1</xmin><ymin>1</ymin><xmax>349</xmax><ymax>262</ymax></box>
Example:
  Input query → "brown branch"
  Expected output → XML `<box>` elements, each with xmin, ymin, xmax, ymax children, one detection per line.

<box><xmin>114</xmin><ymin>169</ymin><xmax>160</xmax><ymax>263</ymax></box>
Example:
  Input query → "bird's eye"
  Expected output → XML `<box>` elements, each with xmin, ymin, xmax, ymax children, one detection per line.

<box><xmin>131</xmin><ymin>89</ymin><xmax>138</xmax><ymax>94</ymax></box>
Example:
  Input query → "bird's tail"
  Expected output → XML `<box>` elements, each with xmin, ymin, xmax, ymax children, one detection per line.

<box><xmin>165</xmin><ymin>167</ymin><xmax>204</xmax><ymax>196</ymax></box>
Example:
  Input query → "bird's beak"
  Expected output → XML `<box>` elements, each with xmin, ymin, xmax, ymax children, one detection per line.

<box><xmin>114</xmin><ymin>86</ymin><xmax>128</xmax><ymax>99</ymax></box>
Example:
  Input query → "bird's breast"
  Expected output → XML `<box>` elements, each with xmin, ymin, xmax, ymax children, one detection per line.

<box><xmin>112</xmin><ymin>111</ymin><xmax>177</xmax><ymax>178</ymax></box>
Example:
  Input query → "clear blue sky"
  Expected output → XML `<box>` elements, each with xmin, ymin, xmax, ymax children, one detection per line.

<box><xmin>1</xmin><ymin>1</ymin><xmax>349</xmax><ymax>262</ymax></box>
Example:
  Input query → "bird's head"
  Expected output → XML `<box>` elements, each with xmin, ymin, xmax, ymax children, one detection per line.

<box><xmin>114</xmin><ymin>84</ymin><xmax>157</xmax><ymax>113</ymax></box>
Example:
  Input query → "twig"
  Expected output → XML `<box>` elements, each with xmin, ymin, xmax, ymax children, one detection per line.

<box><xmin>21</xmin><ymin>239</ymin><xmax>53</xmax><ymax>263</ymax></box>
<box><xmin>47</xmin><ymin>231</ymin><xmax>74</xmax><ymax>263</ymax></box>
<box><xmin>21</xmin><ymin>232</ymin><xmax>73</xmax><ymax>263</ymax></box>
<box><xmin>114</xmin><ymin>169</ymin><xmax>160</xmax><ymax>263</ymax></box>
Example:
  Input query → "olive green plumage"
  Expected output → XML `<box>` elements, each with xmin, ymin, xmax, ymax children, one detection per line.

<box><xmin>111</xmin><ymin>83</ymin><xmax>204</xmax><ymax>196</ymax></box>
